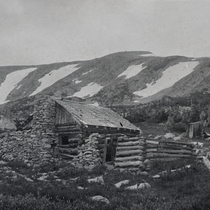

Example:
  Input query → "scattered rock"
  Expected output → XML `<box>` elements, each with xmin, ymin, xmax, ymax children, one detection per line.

<box><xmin>164</xmin><ymin>133</ymin><xmax>175</xmax><ymax>139</ymax></box>
<box><xmin>91</xmin><ymin>195</ymin><xmax>110</xmax><ymax>204</ymax></box>
<box><xmin>70</xmin><ymin>177</ymin><xmax>79</xmax><ymax>181</ymax></box>
<box><xmin>192</xmin><ymin>142</ymin><xmax>204</xmax><ymax>148</ymax></box>
<box><xmin>152</xmin><ymin>174</ymin><xmax>160</xmax><ymax>179</ymax></box>
<box><xmin>77</xmin><ymin>186</ymin><xmax>85</xmax><ymax>190</ymax></box>
<box><xmin>139</xmin><ymin>171</ymin><xmax>148</xmax><ymax>176</ymax></box>
<box><xmin>115</xmin><ymin>180</ymin><xmax>130</xmax><ymax>188</ymax></box>
<box><xmin>154</xmin><ymin>135</ymin><xmax>162</xmax><ymax>140</ymax></box>
<box><xmin>88</xmin><ymin>176</ymin><xmax>104</xmax><ymax>185</ymax></box>
<box><xmin>0</xmin><ymin>160</ymin><xmax>7</xmax><ymax>165</ymax></box>
<box><xmin>138</xmin><ymin>183</ymin><xmax>151</xmax><ymax>190</ymax></box>
<box><xmin>203</xmin><ymin>156</ymin><xmax>210</xmax><ymax>170</ymax></box>
<box><xmin>125</xmin><ymin>184</ymin><xmax>138</xmax><ymax>190</ymax></box>
<box><xmin>37</xmin><ymin>176</ymin><xmax>47</xmax><ymax>181</ymax></box>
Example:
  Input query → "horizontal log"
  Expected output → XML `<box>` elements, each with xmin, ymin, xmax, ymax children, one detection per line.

<box><xmin>151</xmin><ymin>157</ymin><xmax>178</xmax><ymax>162</ymax></box>
<box><xmin>117</xmin><ymin>146</ymin><xmax>144</xmax><ymax>151</ymax></box>
<box><xmin>59</xmin><ymin>144</ymin><xmax>78</xmax><ymax>148</ymax></box>
<box><xmin>59</xmin><ymin>148</ymin><xmax>78</xmax><ymax>155</ymax></box>
<box><xmin>118</xmin><ymin>141</ymin><xmax>140</xmax><ymax>146</ymax></box>
<box><xmin>155</xmin><ymin>144</ymin><xmax>193</xmax><ymax>151</ymax></box>
<box><xmin>159</xmin><ymin>140</ymin><xmax>194</xmax><ymax>147</ymax></box>
<box><xmin>59</xmin><ymin>153</ymin><xmax>76</xmax><ymax>159</ymax></box>
<box><xmin>146</xmin><ymin>153</ymin><xmax>196</xmax><ymax>159</ymax></box>
<box><xmin>118</xmin><ymin>138</ymin><xmax>140</xmax><ymax>143</ymax></box>
<box><xmin>116</xmin><ymin>150</ymin><xmax>143</xmax><ymax>157</ymax></box>
<box><xmin>115</xmin><ymin>160</ymin><xmax>142</xmax><ymax>167</ymax></box>
<box><xmin>145</xmin><ymin>149</ymin><xmax>193</xmax><ymax>155</ymax></box>
<box><xmin>115</xmin><ymin>155</ymin><xmax>143</xmax><ymax>162</ymax></box>
<box><xmin>146</xmin><ymin>140</ymin><xmax>159</xmax><ymax>145</ymax></box>
<box><xmin>116</xmin><ymin>168</ymin><xmax>140</xmax><ymax>172</ymax></box>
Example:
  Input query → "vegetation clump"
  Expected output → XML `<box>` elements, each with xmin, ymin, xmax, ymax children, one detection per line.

<box><xmin>1</xmin><ymin>157</ymin><xmax>210</xmax><ymax>210</ymax></box>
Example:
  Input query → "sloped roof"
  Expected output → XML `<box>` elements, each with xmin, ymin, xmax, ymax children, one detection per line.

<box><xmin>54</xmin><ymin>99</ymin><xmax>140</xmax><ymax>132</ymax></box>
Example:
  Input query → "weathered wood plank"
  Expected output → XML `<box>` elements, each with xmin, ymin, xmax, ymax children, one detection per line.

<box><xmin>115</xmin><ymin>155</ymin><xmax>143</xmax><ymax>162</ymax></box>
<box><xmin>59</xmin><ymin>144</ymin><xmax>78</xmax><ymax>148</ymax></box>
<box><xmin>59</xmin><ymin>153</ymin><xmax>76</xmax><ymax>159</ymax></box>
<box><xmin>146</xmin><ymin>153</ymin><xmax>196</xmax><ymax>159</ymax></box>
<box><xmin>118</xmin><ymin>141</ymin><xmax>140</xmax><ymax>146</ymax></box>
<box><xmin>156</xmin><ymin>144</ymin><xmax>193</xmax><ymax>151</ymax></box>
<box><xmin>159</xmin><ymin>140</ymin><xmax>194</xmax><ymax>147</ymax></box>
<box><xmin>146</xmin><ymin>140</ymin><xmax>159</xmax><ymax>145</ymax></box>
<box><xmin>145</xmin><ymin>149</ymin><xmax>193</xmax><ymax>155</ymax></box>
<box><xmin>117</xmin><ymin>145</ymin><xmax>143</xmax><ymax>151</ymax></box>
<box><xmin>115</xmin><ymin>161</ymin><xmax>142</xmax><ymax>167</ymax></box>
<box><xmin>116</xmin><ymin>150</ymin><xmax>143</xmax><ymax>157</ymax></box>
<box><xmin>118</xmin><ymin>137</ymin><xmax>140</xmax><ymax>142</ymax></box>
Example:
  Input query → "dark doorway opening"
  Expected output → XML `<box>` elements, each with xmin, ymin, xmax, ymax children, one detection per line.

<box><xmin>61</xmin><ymin>136</ymin><xmax>69</xmax><ymax>145</ymax></box>
<box><xmin>106</xmin><ymin>137</ymin><xmax>117</xmax><ymax>162</ymax></box>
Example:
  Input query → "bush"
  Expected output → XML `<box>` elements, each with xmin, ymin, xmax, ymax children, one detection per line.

<box><xmin>0</xmin><ymin>194</ymin><xmax>71</xmax><ymax>210</ymax></box>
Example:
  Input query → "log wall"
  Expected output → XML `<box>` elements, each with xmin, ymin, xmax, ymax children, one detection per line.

<box><xmin>115</xmin><ymin>136</ymin><xmax>145</xmax><ymax>172</ymax></box>
<box><xmin>145</xmin><ymin>139</ymin><xmax>196</xmax><ymax>161</ymax></box>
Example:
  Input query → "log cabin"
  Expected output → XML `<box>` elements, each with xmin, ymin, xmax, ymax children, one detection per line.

<box><xmin>12</xmin><ymin>95</ymin><xmax>143</xmax><ymax>169</ymax></box>
<box><xmin>54</xmin><ymin>98</ymin><xmax>142</xmax><ymax>165</ymax></box>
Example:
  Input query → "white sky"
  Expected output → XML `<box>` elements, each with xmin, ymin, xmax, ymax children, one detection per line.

<box><xmin>1</xmin><ymin>0</ymin><xmax>210</xmax><ymax>65</ymax></box>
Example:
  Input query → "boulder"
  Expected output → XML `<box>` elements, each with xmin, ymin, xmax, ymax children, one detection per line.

<box><xmin>0</xmin><ymin>115</ymin><xmax>16</xmax><ymax>131</ymax></box>
<box><xmin>91</xmin><ymin>195</ymin><xmax>110</xmax><ymax>204</ymax></box>
<box><xmin>115</xmin><ymin>180</ymin><xmax>130</xmax><ymax>188</ymax></box>
<box><xmin>152</xmin><ymin>174</ymin><xmax>160</xmax><ymax>179</ymax></box>
<box><xmin>87</xmin><ymin>175</ymin><xmax>104</xmax><ymax>185</ymax></box>
<box><xmin>154</xmin><ymin>135</ymin><xmax>162</xmax><ymax>140</ymax></box>
<box><xmin>125</xmin><ymin>184</ymin><xmax>138</xmax><ymax>190</ymax></box>
<box><xmin>164</xmin><ymin>133</ymin><xmax>175</xmax><ymax>139</ymax></box>
<box><xmin>138</xmin><ymin>182</ymin><xmax>151</xmax><ymax>190</ymax></box>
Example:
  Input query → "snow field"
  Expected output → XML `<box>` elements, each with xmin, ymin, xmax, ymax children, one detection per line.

<box><xmin>30</xmin><ymin>64</ymin><xmax>78</xmax><ymax>96</ymax></box>
<box><xmin>72</xmin><ymin>82</ymin><xmax>103</xmax><ymax>98</ymax></box>
<box><xmin>0</xmin><ymin>68</ymin><xmax>37</xmax><ymax>104</ymax></box>
<box><xmin>118</xmin><ymin>64</ymin><xmax>146</xmax><ymax>79</ymax></box>
<box><xmin>134</xmin><ymin>61</ymin><xmax>199</xmax><ymax>98</ymax></box>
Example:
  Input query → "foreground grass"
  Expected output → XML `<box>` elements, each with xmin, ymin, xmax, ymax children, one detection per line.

<box><xmin>0</xmin><ymin>158</ymin><xmax>210</xmax><ymax>210</ymax></box>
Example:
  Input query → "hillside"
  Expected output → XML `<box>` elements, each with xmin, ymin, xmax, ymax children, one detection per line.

<box><xmin>0</xmin><ymin>51</ymin><xmax>210</xmax><ymax>106</ymax></box>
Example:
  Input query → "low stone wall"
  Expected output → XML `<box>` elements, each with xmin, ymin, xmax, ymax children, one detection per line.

<box><xmin>0</xmin><ymin>130</ymin><xmax>57</xmax><ymax>167</ymax></box>
<box><xmin>0</xmin><ymin>95</ymin><xmax>59</xmax><ymax>167</ymax></box>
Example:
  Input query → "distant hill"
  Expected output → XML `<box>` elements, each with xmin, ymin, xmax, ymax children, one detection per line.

<box><xmin>0</xmin><ymin>51</ymin><xmax>210</xmax><ymax>106</ymax></box>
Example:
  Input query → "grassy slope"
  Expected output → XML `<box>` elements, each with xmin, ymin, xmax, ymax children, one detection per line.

<box><xmin>0</xmin><ymin>157</ymin><xmax>210</xmax><ymax>210</ymax></box>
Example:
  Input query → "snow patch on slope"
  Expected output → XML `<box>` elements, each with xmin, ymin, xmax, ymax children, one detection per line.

<box><xmin>82</xmin><ymin>69</ymin><xmax>93</xmax><ymax>76</ymax></box>
<box><xmin>73</xmin><ymin>78</ymin><xmax>82</xmax><ymax>84</ymax></box>
<box><xmin>140</xmin><ymin>53</ymin><xmax>155</xmax><ymax>57</ymax></box>
<box><xmin>30</xmin><ymin>64</ymin><xmax>78</xmax><ymax>96</ymax></box>
<box><xmin>73</xmin><ymin>82</ymin><xmax>103</xmax><ymax>98</ymax></box>
<box><xmin>0</xmin><ymin>68</ymin><xmax>37</xmax><ymax>104</ymax></box>
<box><xmin>134</xmin><ymin>61</ymin><xmax>199</xmax><ymax>98</ymax></box>
<box><xmin>118</xmin><ymin>64</ymin><xmax>146</xmax><ymax>79</ymax></box>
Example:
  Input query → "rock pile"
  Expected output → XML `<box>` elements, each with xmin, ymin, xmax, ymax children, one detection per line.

<box><xmin>0</xmin><ymin>95</ymin><xmax>59</xmax><ymax>167</ymax></box>
<box><xmin>72</xmin><ymin>133</ymin><xmax>102</xmax><ymax>169</ymax></box>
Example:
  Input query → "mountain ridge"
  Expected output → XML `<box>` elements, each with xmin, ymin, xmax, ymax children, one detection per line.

<box><xmin>0</xmin><ymin>51</ymin><xmax>210</xmax><ymax>106</ymax></box>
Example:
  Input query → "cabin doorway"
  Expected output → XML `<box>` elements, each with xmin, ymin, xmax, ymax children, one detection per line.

<box><xmin>105</xmin><ymin>137</ymin><xmax>117</xmax><ymax>162</ymax></box>
<box><xmin>61</xmin><ymin>136</ymin><xmax>69</xmax><ymax>145</ymax></box>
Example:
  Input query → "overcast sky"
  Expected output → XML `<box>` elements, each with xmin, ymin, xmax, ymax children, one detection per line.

<box><xmin>1</xmin><ymin>0</ymin><xmax>210</xmax><ymax>66</ymax></box>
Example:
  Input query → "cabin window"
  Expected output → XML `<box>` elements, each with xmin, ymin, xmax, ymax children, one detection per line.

<box><xmin>61</xmin><ymin>136</ymin><xmax>69</xmax><ymax>145</ymax></box>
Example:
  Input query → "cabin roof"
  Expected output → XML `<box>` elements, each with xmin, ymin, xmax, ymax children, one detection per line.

<box><xmin>54</xmin><ymin>99</ymin><xmax>140</xmax><ymax>132</ymax></box>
